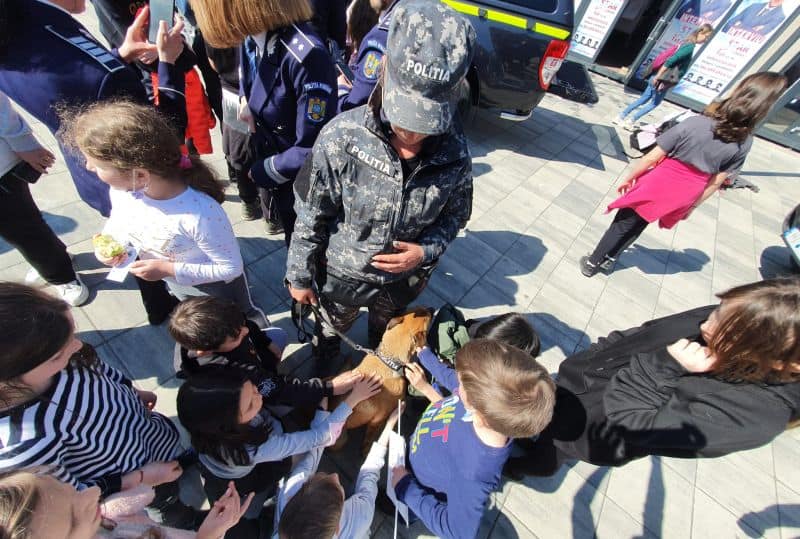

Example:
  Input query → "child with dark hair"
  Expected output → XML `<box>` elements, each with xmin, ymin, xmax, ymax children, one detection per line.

<box><xmin>0</xmin><ymin>283</ymin><xmax>202</xmax><ymax>529</ymax></box>
<box><xmin>169</xmin><ymin>296</ymin><xmax>362</xmax><ymax>406</ymax></box>
<box><xmin>392</xmin><ymin>339</ymin><xmax>556</xmax><ymax>539</ymax></box>
<box><xmin>274</xmin><ymin>406</ymin><xmax>403</xmax><ymax>539</ymax></box>
<box><xmin>177</xmin><ymin>366</ymin><xmax>383</xmax><ymax>538</ymax></box>
<box><xmin>472</xmin><ymin>312</ymin><xmax>541</xmax><ymax>357</ymax></box>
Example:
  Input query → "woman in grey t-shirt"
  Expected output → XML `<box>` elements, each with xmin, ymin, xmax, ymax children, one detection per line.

<box><xmin>581</xmin><ymin>72</ymin><xmax>787</xmax><ymax>277</ymax></box>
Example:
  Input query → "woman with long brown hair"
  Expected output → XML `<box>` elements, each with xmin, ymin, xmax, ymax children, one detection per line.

<box><xmin>505</xmin><ymin>277</ymin><xmax>800</xmax><ymax>477</ymax></box>
<box><xmin>581</xmin><ymin>71</ymin><xmax>787</xmax><ymax>277</ymax></box>
<box><xmin>62</xmin><ymin>101</ymin><xmax>265</xmax><ymax>324</ymax></box>
<box><xmin>190</xmin><ymin>0</ymin><xmax>337</xmax><ymax>246</ymax></box>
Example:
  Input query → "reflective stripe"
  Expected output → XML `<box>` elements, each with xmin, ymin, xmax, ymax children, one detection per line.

<box><xmin>440</xmin><ymin>0</ymin><xmax>571</xmax><ymax>40</ymax></box>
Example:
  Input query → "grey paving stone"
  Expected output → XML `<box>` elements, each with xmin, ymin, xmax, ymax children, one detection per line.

<box><xmin>773</xmin><ymin>431</ymin><xmax>800</xmax><ymax>495</ymax></box>
<box><xmin>503</xmin><ymin>467</ymin><xmax>604</xmax><ymax>539</ymax></box>
<box><xmin>605</xmin><ymin>456</ymin><xmax>694</xmax><ymax>538</ymax></box>
<box><xmin>595</xmin><ymin>497</ymin><xmax>659</xmax><ymax>539</ymax></box>
<box><xmin>696</xmin><ymin>451</ymin><xmax>780</xmax><ymax>538</ymax></box>
<box><xmin>776</xmin><ymin>482</ymin><xmax>800</xmax><ymax>539</ymax></box>
<box><xmin>692</xmin><ymin>488</ymin><xmax>765</xmax><ymax>539</ymax></box>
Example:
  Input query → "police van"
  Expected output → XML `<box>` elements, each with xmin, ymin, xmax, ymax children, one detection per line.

<box><xmin>442</xmin><ymin>0</ymin><xmax>574</xmax><ymax>120</ymax></box>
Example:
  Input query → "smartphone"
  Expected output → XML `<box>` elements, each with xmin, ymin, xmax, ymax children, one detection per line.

<box><xmin>148</xmin><ymin>0</ymin><xmax>175</xmax><ymax>44</ymax></box>
<box><xmin>336</xmin><ymin>61</ymin><xmax>355</xmax><ymax>85</ymax></box>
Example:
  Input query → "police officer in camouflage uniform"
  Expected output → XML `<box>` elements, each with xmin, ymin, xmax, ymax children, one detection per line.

<box><xmin>286</xmin><ymin>0</ymin><xmax>476</xmax><ymax>373</ymax></box>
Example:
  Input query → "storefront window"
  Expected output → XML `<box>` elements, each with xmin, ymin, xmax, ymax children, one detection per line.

<box><xmin>758</xmin><ymin>55</ymin><xmax>800</xmax><ymax>148</ymax></box>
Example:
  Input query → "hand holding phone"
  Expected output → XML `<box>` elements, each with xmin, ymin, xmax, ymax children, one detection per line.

<box><xmin>148</xmin><ymin>0</ymin><xmax>176</xmax><ymax>44</ymax></box>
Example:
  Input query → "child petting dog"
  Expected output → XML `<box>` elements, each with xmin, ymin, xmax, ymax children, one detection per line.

<box><xmin>393</xmin><ymin>339</ymin><xmax>556</xmax><ymax>539</ymax></box>
<box><xmin>177</xmin><ymin>365</ymin><xmax>383</xmax><ymax>538</ymax></box>
<box><xmin>274</xmin><ymin>406</ymin><xmax>404</xmax><ymax>539</ymax></box>
<box><xmin>169</xmin><ymin>296</ymin><xmax>363</xmax><ymax>407</ymax></box>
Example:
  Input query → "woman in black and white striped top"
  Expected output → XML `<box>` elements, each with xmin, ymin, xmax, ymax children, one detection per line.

<box><xmin>0</xmin><ymin>283</ymin><xmax>200</xmax><ymax>528</ymax></box>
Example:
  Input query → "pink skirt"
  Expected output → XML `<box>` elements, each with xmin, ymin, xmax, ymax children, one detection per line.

<box><xmin>607</xmin><ymin>158</ymin><xmax>711</xmax><ymax>229</ymax></box>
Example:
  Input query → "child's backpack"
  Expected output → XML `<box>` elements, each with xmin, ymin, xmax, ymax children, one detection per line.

<box><xmin>427</xmin><ymin>303</ymin><xmax>472</xmax><ymax>365</ymax></box>
<box><xmin>629</xmin><ymin>110</ymin><xmax>695</xmax><ymax>155</ymax></box>
<box><xmin>644</xmin><ymin>44</ymin><xmax>678</xmax><ymax>78</ymax></box>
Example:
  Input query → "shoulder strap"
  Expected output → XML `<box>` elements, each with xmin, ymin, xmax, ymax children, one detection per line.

<box><xmin>280</xmin><ymin>24</ymin><xmax>317</xmax><ymax>64</ymax></box>
<box><xmin>45</xmin><ymin>25</ymin><xmax>125</xmax><ymax>73</ymax></box>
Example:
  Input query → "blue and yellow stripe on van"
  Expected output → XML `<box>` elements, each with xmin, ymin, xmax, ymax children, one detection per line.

<box><xmin>440</xmin><ymin>0</ymin><xmax>571</xmax><ymax>40</ymax></box>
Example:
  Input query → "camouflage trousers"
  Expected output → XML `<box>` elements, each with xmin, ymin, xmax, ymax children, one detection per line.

<box><xmin>312</xmin><ymin>275</ymin><xmax>430</xmax><ymax>368</ymax></box>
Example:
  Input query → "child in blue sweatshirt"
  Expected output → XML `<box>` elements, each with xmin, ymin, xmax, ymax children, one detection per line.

<box><xmin>392</xmin><ymin>339</ymin><xmax>556</xmax><ymax>539</ymax></box>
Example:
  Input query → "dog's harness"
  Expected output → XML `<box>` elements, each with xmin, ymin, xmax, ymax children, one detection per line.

<box><xmin>291</xmin><ymin>301</ymin><xmax>405</xmax><ymax>373</ymax></box>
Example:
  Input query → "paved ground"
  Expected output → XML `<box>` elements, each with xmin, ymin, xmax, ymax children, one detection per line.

<box><xmin>4</xmin><ymin>8</ymin><xmax>800</xmax><ymax>538</ymax></box>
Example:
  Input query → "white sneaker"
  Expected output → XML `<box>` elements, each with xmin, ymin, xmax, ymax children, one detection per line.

<box><xmin>622</xmin><ymin>119</ymin><xmax>637</xmax><ymax>131</ymax></box>
<box><xmin>54</xmin><ymin>276</ymin><xmax>89</xmax><ymax>306</ymax></box>
<box><xmin>25</xmin><ymin>267</ymin><xmax>44</xmax><ymax>286</ymax></box>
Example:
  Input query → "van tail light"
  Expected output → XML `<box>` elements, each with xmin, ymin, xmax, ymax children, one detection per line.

<box><xmin>539</xmin><ymin>39</ymin><xmax>570</xmax><ymax>90</ymax></box>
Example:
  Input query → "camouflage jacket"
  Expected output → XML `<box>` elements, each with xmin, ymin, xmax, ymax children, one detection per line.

<box><xmin>286</xmin><ymin>90</ymin><xmax>472</xmax><ymax>289</ymax></box>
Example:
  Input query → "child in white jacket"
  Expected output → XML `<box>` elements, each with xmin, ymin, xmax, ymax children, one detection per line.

<box><xmin>274</xmin><ymin>406</ymin><xmax>402</xmax><ymax>539</ymax></box>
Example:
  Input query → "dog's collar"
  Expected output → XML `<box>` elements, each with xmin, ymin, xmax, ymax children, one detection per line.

<box><xmin>309</xmin><ymin>304</ymin><xmax>405</xmax><ymax>373</ymax></box>
<box><xmin>374</xmin><ymin>347</ymin><xmax>405</xmax><ymax>373</ymax></box>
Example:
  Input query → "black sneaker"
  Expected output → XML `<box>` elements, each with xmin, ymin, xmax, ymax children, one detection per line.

<box><xmin>579</xmin><ymin>255</ymin><xmax>599</xmax><ymax>277</ymax></box>
<box><xmin>241</xmin><ymin>199</ymin><xmax>263</xmax><ymax>221</ymax></box>
<box><xmin>264</xmin><ymin>219</ymin><xmax>284</xmax><ymax>236</ymax></box>
<box><xmin>599</xmin><ymin>256</ymin><xmax>616</xmax><ymax>273</ymax></box>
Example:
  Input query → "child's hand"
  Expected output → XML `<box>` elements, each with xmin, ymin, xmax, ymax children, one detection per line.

<box><xmin>15</xmin><ymin>148</ymin><xmax>55</xmax><ymax>173</ymax></box>
<box><xmin>329</xmin><ymin>370</ymin><xmax>363</xmax><ymax>395</ymax></box>
<box><xmin>344</xmin><ymin>373</ymin><xmax>383</xmax><ymax>408</ymax></box>
<box><xmin>196</xmin><ymin>482</ymin><xmax>254</xmax><ymax>539</ymax></box>
<box><xmin>391</xmin><ymin>465</ymin><xmax>409</xmax><ymax>489</ymax></box>
<box><xmin>129</xmin><ymin>259</ymin><xmax>174</xmax><ymax>281</ymax></box>
<box><xmin>136</xmin><ymin>389</ymin><xmax>157</xmax><ymax>412</ymax></box>
<box><xmin>377</xmin><ymin>402</ymin><xmax>406</xmax><ymax>448</ymax></box>
<box><xmin>140</xmin><ymin>460</ymin><xmax>182</xmax><ymax>486</ymax></box>
<box><xmin>667</xmin><ymin>338</ymin><xmax>717</xmax><ymax>373</ymax></box>
<box><xmin>404</xmin><ymin>362</ymin><xmax>429</xmax><ymax>391</ymax></box>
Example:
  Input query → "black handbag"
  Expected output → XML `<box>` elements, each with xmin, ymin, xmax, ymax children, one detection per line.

<box><xmin>658</xmin><ymin>66</ymin><xmax>681</xmax><ymax>85</ymax></box>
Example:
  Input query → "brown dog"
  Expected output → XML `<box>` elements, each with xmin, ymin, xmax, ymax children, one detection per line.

<box><xmin>334</xmin><ymin>306</ymin><xmax>433</xmax><ymax>455</ymax></box>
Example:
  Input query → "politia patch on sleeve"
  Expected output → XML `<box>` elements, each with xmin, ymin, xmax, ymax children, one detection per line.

<box><xmin>307</xmin><ymin>97</ymin><xmax>327</xmax><ymax>122</ymax></box>
<box><xmin>362</xmin><ymin>51</ymin><xmax>383</xmax><ymax>80</ymax></box>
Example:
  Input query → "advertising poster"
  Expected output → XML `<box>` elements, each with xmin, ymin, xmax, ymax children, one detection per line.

<box><xmin>570</xmin><ymin>0</ymin><xmax>628</xmax><ymax>60</ymax></box>
<box><xmin>634</xmin><ymin>0</ymin><xmax>737</xmax><ymax>80</ymax></box>
<box><xmin>672</xmin><ymin>0</ymin><xmax>799</xmax><ymax>104</ymax></box>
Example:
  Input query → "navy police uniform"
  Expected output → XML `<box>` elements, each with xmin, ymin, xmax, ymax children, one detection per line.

<box><xmin>0</xmin><ymin>0</ymin><xmax>185</xmax><ymax>216</ymax></box>
<box><xmin>337</xmin><ymin>0</ymin><xmax>400</xmax><ymax>113</ymax></box>
<box><xmin>310</xmin><ymin>0</ymin><xmax>348</xmax><ymax>51</ymax></box>
<box><xmin>240</xmin><ymin>22</ymin><xmax>336</xmax><ymax>245</ymax></box>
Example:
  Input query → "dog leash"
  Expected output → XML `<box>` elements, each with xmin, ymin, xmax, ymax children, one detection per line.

<box><xmin>311</xmin><ymin>303</ymin><xmax>406</xmax><ymax>373</ymax></box>
<box><xmin>291</xmin><ymin>300</ymin><xmax>406</xmax><ymax>373</ymax></box>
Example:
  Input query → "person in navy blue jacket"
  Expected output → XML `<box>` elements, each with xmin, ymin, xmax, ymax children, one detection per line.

<box><xmin>0</xmin><ymin>0</ymin><xmax>186</xmax><ymax>217</ymax></box>
<box><xmin>309</xmin><ymin>0</ymin><xmax>347</xmax><ymax>51</ymax></box>
<box><xmin>192</xmin><ymin>0</ymin><xmax>337</xmax><ymax>246</ymax></box>
<box><xmin>337</xmin><ymin>0</ymin><xmax>400</xmax><ymax>113</ymax></box>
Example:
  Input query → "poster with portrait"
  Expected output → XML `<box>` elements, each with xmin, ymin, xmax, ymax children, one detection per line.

<box><xmin>570</xmin><ymin>0</ymin><xmax>629</xmax><ymax>60</ymax></box>
<box><xmin>633</xmin><ymin>0</ymin><xmax>736</xmax><ymax>80</ymax></box>
<box><xmin>671</xmin><ymin>0</ymin><xmax>799</xmax><ymax>104</ymax></box>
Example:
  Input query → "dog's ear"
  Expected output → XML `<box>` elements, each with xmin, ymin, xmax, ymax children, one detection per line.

<box><xmin>386</xmin><ymin>316</ymin><xmax>403</xmax><ymax>332</ymax></box>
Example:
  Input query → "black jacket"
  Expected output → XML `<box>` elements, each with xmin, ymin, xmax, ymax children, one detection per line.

<box><xmin>550</xmin><ymin>306</ymin><xmax>800</xmax><ymax>466</ymax></box>
<box><xmin>174</xmin><ymin>320</ymin><xmax>332</xmax><ymax>408</ymax></box>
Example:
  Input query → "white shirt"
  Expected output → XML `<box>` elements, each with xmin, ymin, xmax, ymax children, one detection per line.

<box><xmin>104</xmin><ymin>186</ymin><xmax>243</xmax><ymax>286</ymax></box>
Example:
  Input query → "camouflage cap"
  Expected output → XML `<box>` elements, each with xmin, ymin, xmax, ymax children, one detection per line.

<box><xmin>383</xmin><ymin>0</ymin><xmax>476</xmax><ymax>135</ymax></box>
